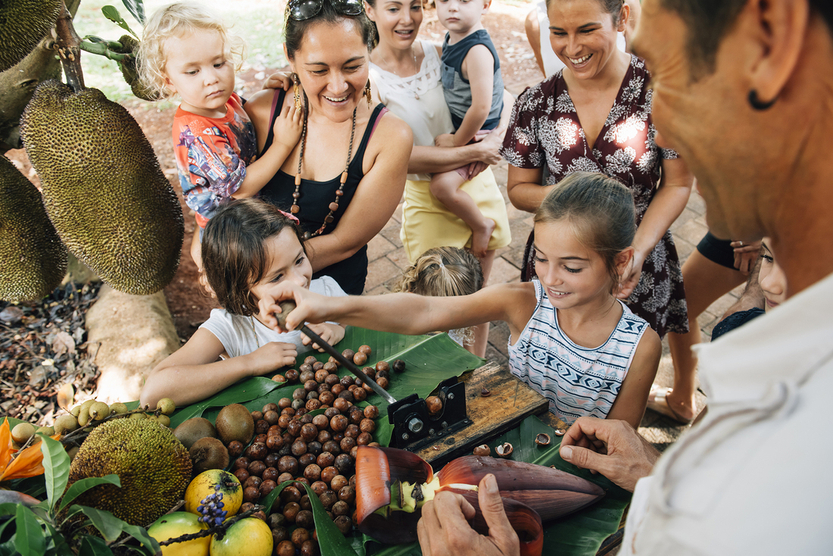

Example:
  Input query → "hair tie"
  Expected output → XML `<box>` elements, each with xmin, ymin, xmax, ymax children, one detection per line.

<box><xmin>279</xmin><ymin>209</ymin><xmax>300</xmax><ymax>225</ymax></box>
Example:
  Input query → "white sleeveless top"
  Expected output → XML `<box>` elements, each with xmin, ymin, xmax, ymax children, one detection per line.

<box><xmin>508</xmin><ymin>280</ymin><xmax>648</xmax><ymax>424</ymax></box>
<box><xmin>370</xmin><ymin>40</ymin><xmax>454</xmax><ymax>182</ymax></box>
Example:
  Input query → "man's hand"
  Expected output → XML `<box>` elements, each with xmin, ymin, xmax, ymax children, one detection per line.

<box><xmin>559</xmin><ymin>417</ymin><xmax>659</xmax><ymax>493</ymax></box>
<box><xmin>418</xmin><ymin>474</ymin><xmax>520</xmax><ymax>556</ymax></box>
<box><xmin>730</xmin><ymin>240</ymin><xmax>762</xmax><ymax>275</ymax></box>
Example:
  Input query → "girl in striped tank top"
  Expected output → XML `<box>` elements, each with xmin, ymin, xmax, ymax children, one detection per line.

<box><xmin>259</xmin><ymin>172</ymin><xmax>661</xmax><ymax>428</ymax></box>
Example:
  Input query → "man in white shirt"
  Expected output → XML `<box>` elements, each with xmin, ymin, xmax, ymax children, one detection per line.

<box><xmin>416</xmin><ymin>0</ymin><xmax>833</xmax><ymax>554</ymax></box>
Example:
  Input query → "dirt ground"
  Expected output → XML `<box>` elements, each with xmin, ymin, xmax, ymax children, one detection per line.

<box><xmin>7</xmin><ymin>5</ymin><xmax>541</xmax><ymax>343</ymax></box>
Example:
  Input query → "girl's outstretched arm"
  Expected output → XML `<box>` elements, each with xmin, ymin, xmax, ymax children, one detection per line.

<box><xmin>258</xmin><ymin>282</ymin><xmax>537</xmax><ymax>340</ymax></box>
<box><xmin>605</xmin><ymin>327</ymin><xmax>661</xmax><ymax>429</ymax></box>
<box><xmin>139</xmin><ymin>328</ymin><xmax>298</xmax><ymax>408</ymax></box>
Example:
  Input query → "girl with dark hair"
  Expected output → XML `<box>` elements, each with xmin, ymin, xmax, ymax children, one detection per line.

<box><xmin>501</xmin><ymin>0</ymin><xmax>694</xmax><ymax>340</ymax></box>
<box><xmin>140</xmin><ymin>199</ymin><xmax>346</xmax><ymax>408</ymax></box>
<box><xmin>245</xmin><ymin>0</ymin><xmax>413</xmax><ymax>296</ymax></box>
<box><xmin>260</xmin><ymin>172</ymin><xmax>661</xmax><ymax>429</ymax></box>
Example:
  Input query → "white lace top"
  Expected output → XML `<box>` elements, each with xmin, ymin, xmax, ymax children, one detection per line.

<box><xmin>370</xmin><ymin>40</ymin><xmax>454</xmax><ymax>182</ymax></box>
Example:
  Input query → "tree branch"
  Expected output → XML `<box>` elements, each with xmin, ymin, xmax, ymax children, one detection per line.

<box><xmin>54</xmin><ymin>0</ymin><xmax>84</xmax><ymax>92</ymax></box>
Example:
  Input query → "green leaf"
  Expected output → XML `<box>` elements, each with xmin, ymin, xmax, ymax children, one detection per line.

<box><xmin>79</xmin><ymin>535</ymin><xmax>114</xmax><ymax>556</ymax></box>
<box><xmin>119</xmin><ymin>522</ymin><xmax>161</xmax><ymax>556</ymax></box>
<box><xmin>74</xmin><ymin>506</ymin><xmax>125</xmax><ymax>543</ymax></box>
<box><xmin>169</xmin><ymin>377</ymin><xmax>282</xmax><ymax>428</ymax></box>
<box><xmin>0</xmin><ymin>504</ymin><xmax>18</xmax><ymax>516</ymax></box>
<box><xmin>261</xmin><ymin>480</ymin><xmax>290</xmax><ymax>515</ymax></box>
<box><xmin>0</xmin><ymin>540</ymin><xmax>17</xmax><ymax>556</ymax></box>
<box><xmin>300</xmin><ymin>483</ymin><xmax>359</xmax><ymax>556</ymax></box>
<box><xmin>477</xmin><ymin>416</ymin><xmax>630</xmax><ymax>556</ymax></box>
<box><xmin>6</xmin><ymin>475</ymin><xmax>47</xmax><ymax>499</ymax></box>
<box><xmin>171</xmin><ymin>329</ymin><xmax>483</xmax><ymax>434</ymax></box>
<box><xmin>60</xmin><ymin>475</ymin><xmax>121</xmax><ymax>513</ymax></box>
<box><xmin>40</xmin><ymin>434</ymin><xmax>70</xmax><ymax>512</ymax></box>
<box><xmin>122</xmin><ymin>0</ymin><xmax>145</xmax><ymax>24</ymax></box>
<box><xmin>101</xmin><ymin>5</ymin><xmax>138</xmax><ymax>38</ymax></box>
<box><xmin>40</xmin><ymin>520</ymin><xmax>74</xmax><ymax>556</ymax></box>
<box><xmin>13</xmin><ymin>505</ymin><xmax>44</xmax><ymax>556</ymax></box>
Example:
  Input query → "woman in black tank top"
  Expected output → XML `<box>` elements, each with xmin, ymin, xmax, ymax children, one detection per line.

<box><xmin>242</xmin><ymin>0</ymin><xmax>412</xmax><ymax>295</ymax></box>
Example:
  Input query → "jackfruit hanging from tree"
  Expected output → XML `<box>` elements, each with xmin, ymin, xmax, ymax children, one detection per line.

<box><xmin>19</xmin><ymin>80</ymin><xmax>184</xmax><ymax>295</ymax></box>
<box><xmin>0</xmin><ymin>156</ymin><xmax>67</xmax><ymax>302</ymax></box>
<box><xmin>0</xmin><ymin>0</ymin><xmax>62</xmax><ymax>73</ymax></box>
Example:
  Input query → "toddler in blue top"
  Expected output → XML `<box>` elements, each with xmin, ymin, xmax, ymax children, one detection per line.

<box><xmin>433</xmin><ymin>0</ymin><xmax>504</xmax><ymax>258</ymax></box>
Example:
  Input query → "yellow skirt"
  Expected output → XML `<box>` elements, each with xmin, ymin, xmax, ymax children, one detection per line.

<box><xmin>400</xmin><ymin>168</ymin><xmax>512</xmax><ymax>263</ymax></box>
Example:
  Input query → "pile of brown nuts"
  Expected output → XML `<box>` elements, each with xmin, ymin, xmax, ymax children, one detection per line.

<box><xmin>239</xmin><ymin>346</ymin><xmax>407</xmax><ymax>555</ymax></box>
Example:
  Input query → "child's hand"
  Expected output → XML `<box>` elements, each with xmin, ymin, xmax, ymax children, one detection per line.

<box><xmin>258</xmin><ymin>282</ymin><xmax>332</xmax><ymax>332</ymax></box>
<box><xmin>434</xmin><ymin>133</ymin><xmax>456</xmax><ymax>148</ymax></box>
<box><xmin>302</xmin><ymin>323</ymin><xmax>346</xmax><ymax>351</ymax></box>
<box><xmin>273</xmin><ymin>98</ymin><xmax>303</xmax><ymax>150</ymax></box>
<box><xmin>262</xmin><ymin>71</ymin><xmax>293</xmax><ymax>91</ymax></box>
<box><xmin>246</xmin><ymin>341</ymin><xmax>299</xmax><ymax>375</ymax></box>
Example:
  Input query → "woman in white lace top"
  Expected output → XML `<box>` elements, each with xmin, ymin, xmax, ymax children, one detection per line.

<box><xmin>365</xmin><ymin>0</ymin><xmax>511</xmax><ymax>357</ymax></box>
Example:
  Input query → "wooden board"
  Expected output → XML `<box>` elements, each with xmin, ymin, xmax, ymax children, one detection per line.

<box><xmin>415</xmin><ymin>361</ymin><xmax>549</xmax><ymax>466</ymax></box>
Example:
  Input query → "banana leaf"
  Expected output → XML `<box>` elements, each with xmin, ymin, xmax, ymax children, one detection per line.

<box><xmin>363</xmin><ymin>415</ymin><xmax>630</xmax><ymax>556</ymax></box>
<box><xmin>170</xmin><ymin>327</ymin><xmax>485</xmax><ymax>436</ymax></box>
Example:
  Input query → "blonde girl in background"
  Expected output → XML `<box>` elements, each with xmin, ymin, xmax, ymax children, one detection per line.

<box><xmin>394</xmin><ymin>246</ymin><xmax>484</xmax><ymax>354</ymax></box>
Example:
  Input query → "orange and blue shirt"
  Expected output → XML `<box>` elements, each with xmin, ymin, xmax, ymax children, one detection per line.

<box><xmin>172</xmin><ymin>93</ymin><xmax>257</xmax><ymax>228</ymax></box>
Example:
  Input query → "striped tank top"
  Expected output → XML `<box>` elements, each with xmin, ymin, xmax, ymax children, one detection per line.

<box><xmin>508</xmin><ymin>280</ymin><xmax>649</xmax><ymax>424</ymax></box>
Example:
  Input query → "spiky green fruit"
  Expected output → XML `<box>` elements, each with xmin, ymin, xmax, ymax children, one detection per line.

<box><xmin>0</xmin><ymin>155</ymin><xmax>67</xmax><ymax>302</ymax></box>
<box><xmin>0</xmin><ymin>0</ymin><xmax>62</xmax><ymax>72</ymax></box>
<box><xmin>19</xmin><ymin>80</ymin><xmax>183</xmax><ymax>295</ymax></box>
<box><xmin>67</xmin><ymin>418</ymin><xmax>192</xmax><ymax>526</ymax></box>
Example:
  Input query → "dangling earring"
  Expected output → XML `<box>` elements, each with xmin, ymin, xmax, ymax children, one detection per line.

<box><xmin>364</xmin><ymin>80</ymin><xmax>372</xmax><ymax>109</ymax></box>
<box><xmin>748</xmin><ymin>89</ymin><xmax>777</xmax><ymax>111</ymax></box>
<box><xmin>292</xmin><ymin>73</ymin><xmax>302</xmax><ymax>111</ymax></box>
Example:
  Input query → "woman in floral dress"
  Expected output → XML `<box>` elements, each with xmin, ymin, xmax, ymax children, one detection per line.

<box><xmin>501</xmin><ymin>0</ymin><xmax>693</xmax><ymax>338</ymax></box>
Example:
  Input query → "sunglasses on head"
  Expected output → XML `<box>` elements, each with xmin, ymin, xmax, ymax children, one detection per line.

<box><xmin>287</xmin><ymin>0</ymin><xmax>364</xmax><ymax>21</ymax></box>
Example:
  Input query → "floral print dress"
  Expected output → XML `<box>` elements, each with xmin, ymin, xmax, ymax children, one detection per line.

<box><xmin>500</xmin><ymin>55</ymin><xmax>688</xmax><ymax>337</ymax></box>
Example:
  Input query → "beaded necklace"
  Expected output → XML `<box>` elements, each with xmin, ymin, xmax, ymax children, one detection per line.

<box><xmin>291</xmin><ymin>95</ymin><xmax>357</xmax><ymax>240</ymax></box>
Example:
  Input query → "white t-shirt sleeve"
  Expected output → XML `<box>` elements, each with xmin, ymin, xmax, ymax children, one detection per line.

<box><xmin>310</xmin><ymin>275</ymin><xmax>348</xmax><ymax>297</ymax></box>
<box><xmin>199</xmin><ymin>309</ymin><xmax>259</xmax><ymax>359</ymax></box>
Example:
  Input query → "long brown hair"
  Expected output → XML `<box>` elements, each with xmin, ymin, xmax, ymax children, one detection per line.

<box><xmin>202</xmin><ymin>199</ymin><xmax>306</xmax><ymax>316</ymax></box>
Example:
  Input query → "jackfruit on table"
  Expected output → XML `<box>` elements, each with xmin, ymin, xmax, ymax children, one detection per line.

<box><xmin>0</xmin><ymin>155</ymin><xmax>67</xmax><ymax>302</ymax></box>
<box><xmin>19</xmin><ymin>80</ymin><xmax>184</xmax><ymax>295</ymax></box>
<box><xmin>67</xmin><ymin>418</ymin><xmax>192</xmax><ymax>527</ymax></box>
<box><xmin>0</xmin><ymin>0</ymin><xmax>62</xmax><ymax>72</ymax></box>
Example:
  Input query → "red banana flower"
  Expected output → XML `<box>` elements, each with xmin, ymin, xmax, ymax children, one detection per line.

<box><xmin>354</xmin><ymin>446</ymin><xmax>605</xmax><ymax>555</ymax></box>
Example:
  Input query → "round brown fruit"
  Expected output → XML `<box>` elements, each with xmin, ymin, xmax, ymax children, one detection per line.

<box><xmin>215</xmin><ymin>404</ymin><xmax>255</xmax><ymax>445</ymax></box>
<box><xmin>425</xmin><ymin>396</ymin><xmax>443</xmax><ymax>416</ymax></box>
